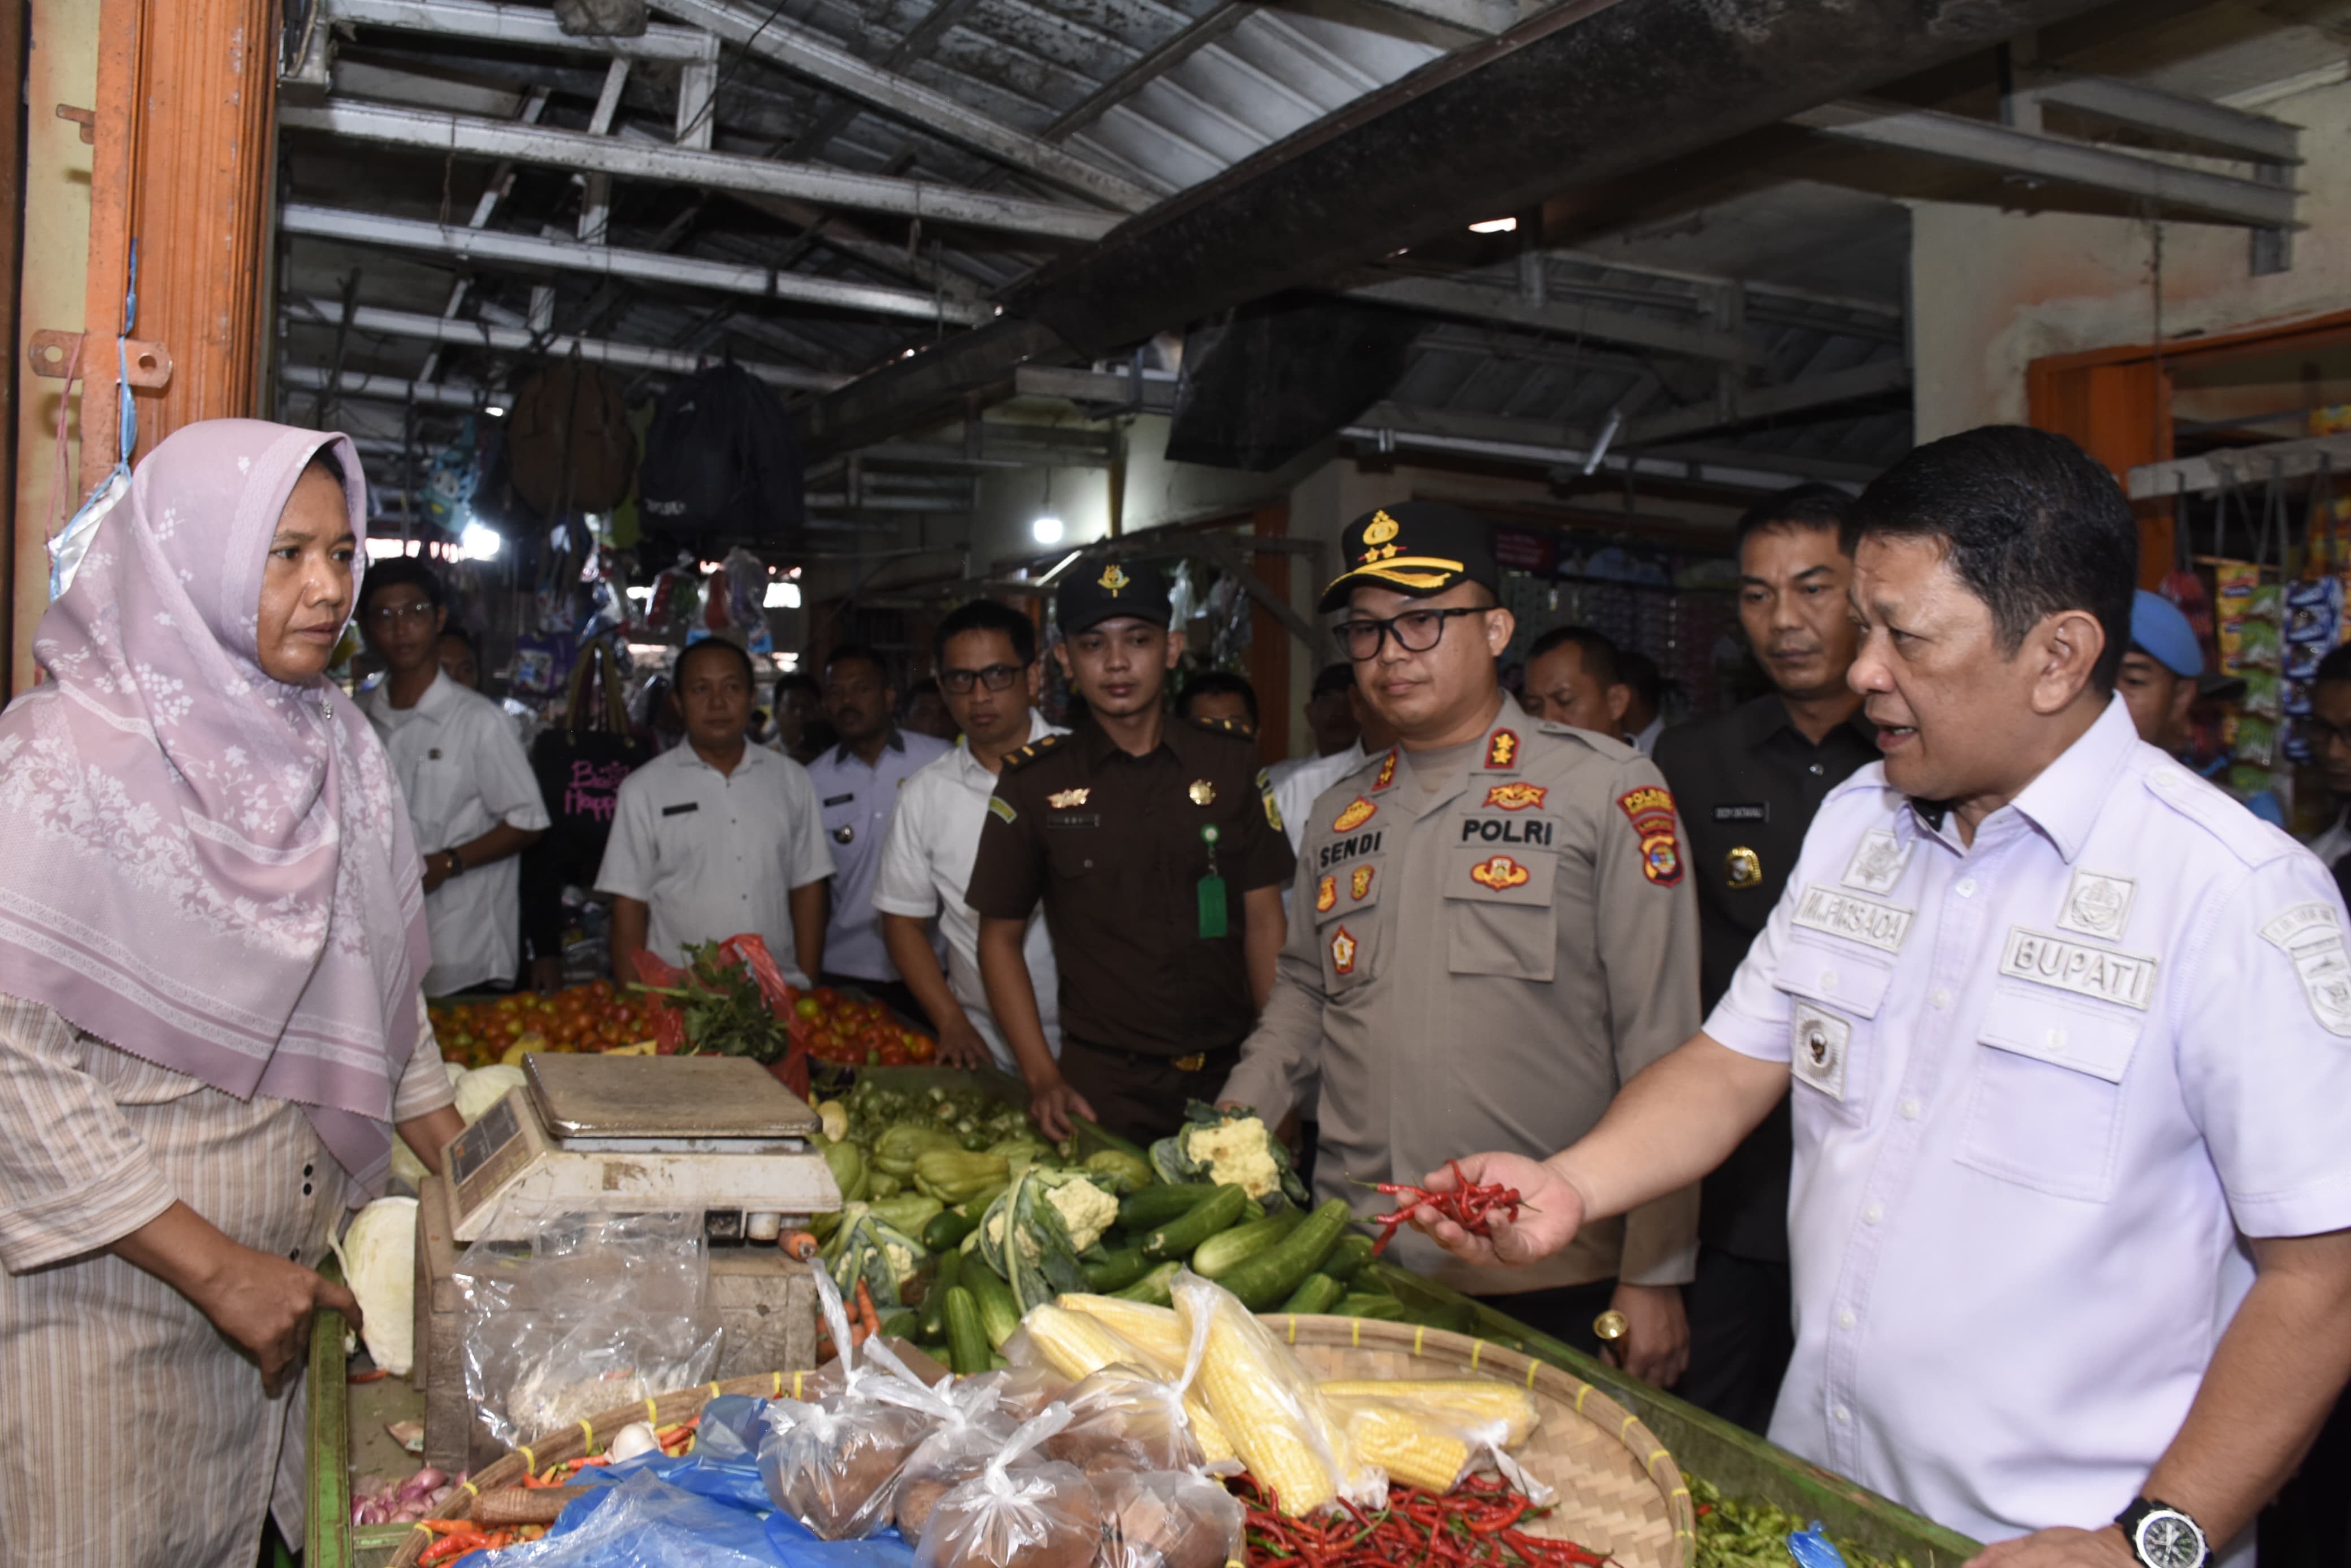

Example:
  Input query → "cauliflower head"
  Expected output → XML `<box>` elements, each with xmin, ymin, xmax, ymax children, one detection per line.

<box><xmin>1183</xmin><ymin>1116</ymin><xmax>1283</xmax><ymax>1200</ymax></box>
<box><xmin>1043</xmin><ymin>1176</ymin><xmax>1119</xmax><ymax>1253</ymax></box>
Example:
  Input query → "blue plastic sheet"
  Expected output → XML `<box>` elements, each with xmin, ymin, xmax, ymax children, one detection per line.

<box><xmin>1786</xmin><ymin>1521</ymin><xmax>1851</xmax><ymax>1568</ymax></box>
<box><xmin>469</xmin><ymin>1462</ymin><xmax>923</xmax><ymax>1568</ymax></box>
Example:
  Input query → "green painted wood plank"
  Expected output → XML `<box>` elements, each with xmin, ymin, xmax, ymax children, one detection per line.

<box><xmin>309</xmin><ymin>1302</ymin><xmax>354</xmax><ymax>1568</ymax></box>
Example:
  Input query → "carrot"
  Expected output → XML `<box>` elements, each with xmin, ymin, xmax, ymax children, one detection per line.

<box><xmin>782</xmin><ymin>1231</ymin><xmax>821</xmax><ymax>1261</ymax></box>
<box><xmin>854</xmin><ymin>1277</ymin><xmax>882</xmax><ymax>1341</ymax></box>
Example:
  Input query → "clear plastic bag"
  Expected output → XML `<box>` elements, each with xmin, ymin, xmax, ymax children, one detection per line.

<box><xmin>1095</xmin><ymin>1470</ymin><xmax>1244</xmax><ymax>1568</ymax></box>
<box><xmin>453</xmin><ymin>1211</ymin><xmax>725</xmax><ymax>1449</ymax></box>
<box><xmin>759</xmin><ymin>1273</ymin><xmax>951</xmax><ymax>1539</ymax></box>
<box><xmin>1324</xmin><ymin>1395</ymin><xmax>1555</xmax><ymax>1505</ymax></box>
<box><xmin>1042</xmin><ymin>1296</ymin><xmax>1213</xmax><ymax>1478</ymax></box>
<box><xmin>915</xmin><ymin>1406</ymin><xmax>1100</xmax><ymax>1568</ymax></box>
<box><xmin>1173</xmin><ymin>1270</ymin><xmax>1381</xmax><ymax>1516</ymax></box>
<box><xmin>893</xmin><ymin>1382</ymin><xmax>1019</xmax><ymax>1540</ymax></box>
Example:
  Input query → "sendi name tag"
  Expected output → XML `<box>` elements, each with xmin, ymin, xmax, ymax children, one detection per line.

<box><xmin>1999</xmin><ymin>927</ymin><xmax>2158</xmax><ymax>1010</ymax></box>
<box><xmin>661</xmin><ymin>802</ymin><xmax>699</xmax><ymax>817</ymax></box>
<box><xmin>1791</xmin><ymin>884</ymin><xmax>1912</xmax><ymax>954</ymax></box>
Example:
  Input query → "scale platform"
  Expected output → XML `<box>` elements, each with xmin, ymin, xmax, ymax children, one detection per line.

<box><xmin>445</xmin><ymin>1053</ymin><xmax>840</xmax><ymax>1243</ymax></box>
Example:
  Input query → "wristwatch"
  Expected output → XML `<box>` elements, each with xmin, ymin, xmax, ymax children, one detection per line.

<box><xmin>440</xmin><ymin>850</ymin><xmax>467</xmax><ymax>880</ymax></box>
<box><xmin>2114</xmin><ymin>1498</ymin><xmax>2208</xmax><ymax>1568</ymax></box>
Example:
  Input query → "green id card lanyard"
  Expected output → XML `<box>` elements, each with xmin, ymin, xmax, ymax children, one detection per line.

<box><xmin>1197</xmin><ymin>824</ymin><xmax>1228</xmax><ymax>939</ymax></box>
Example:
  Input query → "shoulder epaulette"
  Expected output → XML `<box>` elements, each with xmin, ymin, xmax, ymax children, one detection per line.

<box><xmin>1191</xmin><ymin>714</ymin><xmax>1257</xmax><ymax>740</ymax></box>
<box><xmin>1001</xmin><ymin>733</ymin><xmax>1066</xmax><ymax>772</ymax></box>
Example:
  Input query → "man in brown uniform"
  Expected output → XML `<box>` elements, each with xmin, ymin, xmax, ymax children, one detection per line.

<box><xmin>1219</xmin><ymin>503</ymin><xmax>1702</xmax><ymax>1382</ymax></box>
<box><xmin>969</xmin><ymin>559</ymin><xmax>1295</xmax><ymax>1145</ymax></box>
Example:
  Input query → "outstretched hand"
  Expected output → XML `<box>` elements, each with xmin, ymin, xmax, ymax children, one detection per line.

<box><xmin>1408</xmin><ymin>1152</ymin><xmax>1586</xmax><ymax>1267</ymax></box>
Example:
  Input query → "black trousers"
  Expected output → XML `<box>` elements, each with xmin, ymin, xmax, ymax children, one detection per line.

<box><xmin>2261</xmin><ymin>1384</ymin><xmax>2351</xmax><ymax>1567</ymax></box>
<box><xmin>1477</xmin><ymin>1277</ymin><xmax>1620</xmax><ymax>1359</ymax></box>
<box><xmin>1056</xmin><ymin>1036</ymin><xmax>1239</xmax><ymax>1148</ymax></box>
<box><xmin>1677</xmin><ymin>1244</ymin><xmax>1793</xmax><ymax>1435</ymax></box>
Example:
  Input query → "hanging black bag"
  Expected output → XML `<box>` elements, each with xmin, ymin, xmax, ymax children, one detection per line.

<box><xmin>636</xmin><ymin>361</ymin><xmax>805</xmax><ymax>540</ymax></box>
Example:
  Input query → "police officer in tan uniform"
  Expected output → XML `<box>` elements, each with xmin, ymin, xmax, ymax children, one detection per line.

<box><xmin>1220</xmin><ymin>503</ymin><xmax>1703</xmax><ymax>1382</ymax></box>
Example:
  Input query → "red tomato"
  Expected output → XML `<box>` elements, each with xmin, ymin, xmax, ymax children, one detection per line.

<box><xmin>588</xmin><ymin>979</ymin><xmax>614</xmax><ymax>1000</ymax></box>
<box><xmin>906</xmin><ymin>1036</ymin><xmax>935</xmax><ymax>1063</ymax></box>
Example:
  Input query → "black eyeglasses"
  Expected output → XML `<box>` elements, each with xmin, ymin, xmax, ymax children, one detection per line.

<box><xmin>939</xmin><ymin>662</ymin><xmax>1027</xmax><ymax>695</ymax></box>
<box><xmin>366</xmin><ymin>601</ymin><xmax>436</xmax><ymax>627</ymax></box>
<box><xmin>1333</xmin><ymin>607</ymin><xmax>1487</xmax><ymax>662</ymax></box>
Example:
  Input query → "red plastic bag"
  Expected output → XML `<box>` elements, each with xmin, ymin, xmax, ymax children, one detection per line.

<box><xmin>628</xmin><ymin>935</ymin><xmax>811</xmax><ymax>1100</ymax></box>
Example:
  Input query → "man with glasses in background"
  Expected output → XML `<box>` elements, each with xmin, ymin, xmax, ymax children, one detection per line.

<box><xmin>876</xmin><ymin>602</ymin><xmax>1069</xmax><ymax>1072</ymax></box>
<box><xmin>356</xmin><ymin>558</ymin><xmax>550</xmax><ymax>995</ymax></box>
<box><xmin>1220</xmin><ymin>503</ymin><xmax>1704</xmax><ymax>1381</ymax></box>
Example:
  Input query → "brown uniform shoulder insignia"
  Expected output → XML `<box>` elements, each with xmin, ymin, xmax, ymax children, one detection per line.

<box><xmin>1190</xmin><ymin>714</ymin><xmax>1257</xmax><ymax>740</ymax></box>
<box><xmin>1002</xmin><ymin>733</ymin><xmax>1065</xmax><ymax>772</ymax></box>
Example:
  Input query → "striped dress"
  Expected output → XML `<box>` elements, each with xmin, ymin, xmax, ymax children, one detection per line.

<box><xmin>0</xmin><ymin>993</ymin><xmax>456</xmax><ymax>1567</ymax></box>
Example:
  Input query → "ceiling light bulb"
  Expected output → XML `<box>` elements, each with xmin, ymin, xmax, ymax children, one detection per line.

<box><xmin>1468</xmin><ymin>216</ymin><xmax>1517</xmax><ymax>234</ymax></box>
<box><xmin>1032</xmin><ymin>515</ymin><xmax>1064</xmax><ymax>545</ymax></box>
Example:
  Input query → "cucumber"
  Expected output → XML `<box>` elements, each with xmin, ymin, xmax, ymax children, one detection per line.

<box><xmin>1141</xmin><ymin>1183</ymin><xmax>1250</xmax><ymax>1260</ymax></box>
<box><xmin>964</xmin><ymin>1259</ymin><xmax>1022</xmax><ymax>1349</ymax></box>
<box><xmin>918</xmin><ymin>1250</ymin><xmax>963</xmax><ymax>1339</ymax></box>
<box><xmin>1241</xmin><ymin>1197</ymin><xmax>1267</xmax><ymax>1223</ymax></box>
<box><xmin>1213</xmin><ymin>1198</ymin><xmax>1353</xmax><ymax>1311</ymax></box>
<box><xmin>1118</xmin><ymin>1183</ymin><xmax>1220</xmax><ymax>1231</ymax></box>
<box><xmin>1190</xmin><ymin>1208</ymin><xmax>1304</xmax><ymax>1278</ymax></box>
<box><xmin>879</xmin><ymin>1310</ymin><xmax>921</xmax><ymax>1341</ymax></box>
<box><xmin>1321</xmin><ymin>1233</ymin><xmax>1377</xmax><ymax>1284</ymax></box>
<box><xmin>1081</xmin><ymin>1246</ymin><xmax>1152</xmax><ymax>1292</ymax></box>
<box><xmin>943</xmin><ymin>1286</ymin><xmax>991</xmax><ymax>1375</ymax></box>
<box><xmin>1335</xmin><ymin>1292</ymin><xmax>1409</xmax><ymax>1321</ymax></box>
<box><xmin>1110</xmin><ymin>1260</ymin><xmax>1182</xmax><ymax>1306</ymax></box>
<box><xmin>1277</xmin><ymin>1272</ymin><xmax>1346</xmax><ymax>1315</ymax></box>
<box><xmin>923</xmin><ymin>1209</ymin><xmax>978</xmax><ymax>1253</ymax></box>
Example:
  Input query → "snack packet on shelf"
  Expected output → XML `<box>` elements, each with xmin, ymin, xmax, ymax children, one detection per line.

<box><xmin>915</xmin><ymin>1406</ymin><xmax>1099</xmax><ymax>1568</ymax></box>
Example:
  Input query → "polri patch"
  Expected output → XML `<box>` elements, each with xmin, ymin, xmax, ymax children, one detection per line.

<box><xmin>2260</xmin><ymin>901</ymin><xmax>2351</xmax><ymax>1036</ymax></box>
<box><xmin>1617</xmin><ymin>786</ymin><xmax>1684</xmax><ymax>888</ymax></box>
<box><xmin>1471</xmin><ymin>855</ymin><xmax>1531</xmax><ymax>892</ymax></box>
<box><xmin>1332</xmin><ymin>796</ymin><xmax>1378</xmax><ymax>832</ymax></box>
<box><xmin>1351</xmin><ymin>866</ymin><xmax>1374</xmax><ymax>901</ymax></box>
<box><xmin>1999</xmin><ymin>927</ymin><xmax>2158</xmax><ymax>1010</ymax></box>
<box><xmin>987</xmin><ymin>796</ymin><xmax>1017</xmax><ymax>824</ymax></box>
<box><xmin>1484</xmin><ymin>782</ymin><xmax>1547</xmax><ymax>811</ymax></box>
<box><xmin>1486</xmin><ymin>729</ymin><xmax>1521</xmax><ymax>770</ymax></box>
<box><xmin>1330</xmin><ymin>926</ymin><xmax>1359</xmax><ymax>976</ymax></box>
<box><xmin>1792</xmin><ymin>884</ymin><xmax>1912</xmax><ymax>954</ymax></box>
<box><xmin>1316</xmin><ymin>875</ymin><xmax>1337</xmax><ymax>914</ymax></box>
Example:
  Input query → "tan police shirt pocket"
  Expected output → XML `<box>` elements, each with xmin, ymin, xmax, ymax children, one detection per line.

<box><xmin>1315</xmin><ymin>860</ymin><xmax>1383</xmax><ymax>992</ymax></box>
<box><xmin>1956</xmin><ymin>988</ymin><xmax>2139</xmax><ymax>1202</ymax></box>
<box><xmin>1443</xmin><ymin>843</ymin><xmax>1559</xmax><ymax>983</ymax></box>
<box><xmin>1771</xmin><ymin>936</ymin><xmax>1894</xmax><ymax>1123</ymax></box>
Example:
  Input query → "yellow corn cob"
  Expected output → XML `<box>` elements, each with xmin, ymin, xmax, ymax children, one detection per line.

<box><xmin>1020</xmin><ymin>1304</ymin><xmax>1147</xmax><ymax>1383</ymax></box>
<box><xmin>1338</xmin><ymin>1401</ymin><xmax>1472</xmax><ymax>1494</ymax></box>
<box><xmin>1057</xmin><ymin>1294</ymin><xmax>1188</xmax><ymax>1375</ymax></box>
<box><xmin>1317</xmin><ymin>1380</ymin><xmax>1541</xmax><ymax>1447</ymax></box>
<box><xmin>1191</xmin><ymin>1298</ymin><xmax>1348</xmax><ymax>1514</ymax></box>
<box><xmin>1185</xmin><ymin>1396</ymin><xmax>1236</xmax><ymax>1465</ymax></box>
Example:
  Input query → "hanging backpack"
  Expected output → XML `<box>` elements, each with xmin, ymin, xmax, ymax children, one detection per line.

<box><xmin>637</xmin><ymin>362</ymin><xmax>805</xmax><ymax>540</ymax></box>
<box><xmin>506</xmin><ymin>355</ymin><xmax>636</xmax><ymax>516</ymax></box>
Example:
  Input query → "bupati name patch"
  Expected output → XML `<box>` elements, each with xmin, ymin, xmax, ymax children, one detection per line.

<box><xmin>1459</xmin><ymin>817</ymin><xmax>1554</xmax><ymax>847</ymax></box>
<box><xmin>1999</xmin><ymin>927</ymin><xmax>2158</xmax><ymax>1010</ymax></box>
<box><xmin>1318</xmin><ymin>830</ymin><xmax>1383</xmax><ymax>868</ymax></box>
<box><xmin>1791</xmin><ymin>884</ymin><xmax>1913</xmax><ymax>953</ymax></box>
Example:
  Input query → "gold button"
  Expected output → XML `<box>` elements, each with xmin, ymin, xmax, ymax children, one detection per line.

<box><xmin>1593</xmin><ymin>1309</ymin><xmax>1629</xmax><ymax>1344</ymax></box>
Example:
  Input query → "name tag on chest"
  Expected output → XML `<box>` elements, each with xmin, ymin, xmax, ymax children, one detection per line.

<box><xmin>1045</xmin><ymin>814</ymin><xmax>1101</xmax><ymax>829</ymax></box>
<box><xmin>823</xmin><ymin>792</ymin><xmax>856</xmax><ymax>808</ymax></box>
<box><xmin>661</xmin><ymin>802</ymin><xmax>699</xmax><ymax>818</ymax></box>
<box><xmin>1714</xmin><ymin>803</ymin><xmax>1768</xmax><ymax>823</ymax></box>
<box><xmin>1791</xmin><ymin>883</ymin><xmax>1913</xmax><ymax>953</ymax></box>
<box><xmin>1999</xmin><ymin>927</ymin><xmax>2158</xmax><ymax>1010</ymax></box>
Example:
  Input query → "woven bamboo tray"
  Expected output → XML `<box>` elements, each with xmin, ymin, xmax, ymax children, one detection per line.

<box><xmin>383</xmin><ymin>1318</ymin><xmax>1694</xmax><ymax>1568</ymax></box>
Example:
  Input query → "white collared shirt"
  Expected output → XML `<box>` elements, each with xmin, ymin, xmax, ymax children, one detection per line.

<box><xmin>872</xmin><ymin>713</ymin><xmax>1065</xmax><ymax>1070</ymax></box>
<box><xmin>805</xmin><ymin>730</ymin><xmax>955</xmax><ymax>981</ymax></box>
<box><xmin>1629</xmin><ymin>713</ymin><xmax>1663</xmax><ymax>756</ymax></box>
<box><xmin>594</xmin><ymin>742</ymin><xmax>836</xmax><ymax>986</ymax></box>
<box><xmin>1706</xmin><ymin>697</ymin><xmax>2351</xmax><ymax>1548</ymax></box>
<box><xmin>1270</xmin><ymin>743</ymin><xmax>1368</xmax><ymax>856</ymax></box>
<box><xmin>359</xmin><ymin>671</ymin><xmax>552</xmax><ymax>994</ymax></box>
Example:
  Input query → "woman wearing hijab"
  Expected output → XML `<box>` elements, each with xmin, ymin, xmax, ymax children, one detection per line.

<box><xmin>0</xmin><ymin>420</ymin><xmax>465</xmax><ymax>1565</ymax></box>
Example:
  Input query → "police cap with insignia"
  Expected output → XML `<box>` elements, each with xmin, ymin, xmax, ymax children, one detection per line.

<box><xmin>1318</xmin><ymin>501</ymin><xmax>1500</xmax><ymax>612</ymax></box>
<box><xmin>1057</xmin><ymin>557</ymin><xmax>1173</xmax><ymax>635</ymax></box>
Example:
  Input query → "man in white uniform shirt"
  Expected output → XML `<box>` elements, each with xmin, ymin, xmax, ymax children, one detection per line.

<box><xmin>598</xmin><ymin>639</ymin><xmax>835</xmax><ymax>988</ymax></box>
<box><xmin>357</xmin><ymin>559</ymin><xmax>549</xmax><ymax>994</ymax></box>
<box><xmin>807</xmin><ymin>645</ymin><xmax>952</xmax><ymax>1020</ymax></box>
<box><xmin>1420</xmin><ymin>427</ymin><xmax>2351</xmax><ymax>1568</ymax></box>
<box><xmin>874</xmin><ymin>601</ymin><xmax>1065</xmax><ymax>1071</ymax></box>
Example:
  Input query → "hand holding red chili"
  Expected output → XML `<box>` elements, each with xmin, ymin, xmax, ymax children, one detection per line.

<box><xmin>1367</xmin><ymin>1162</ymin><xmax>1528</xmax><ymax>1257</ymax></box>
<box><xmin>1404</xmin><ymin>1153</ymin><xmax>1587</xmax><ymax>1268</ymax></box>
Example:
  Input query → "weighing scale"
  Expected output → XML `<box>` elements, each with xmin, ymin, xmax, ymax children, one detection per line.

<box><xmin>445</xmin><ymin>1052</ymin><xmax>841</xmax><ymax>1243</ymax></box>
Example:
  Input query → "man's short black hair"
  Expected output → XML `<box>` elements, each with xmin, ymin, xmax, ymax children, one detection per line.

<box><xmin>1525</xmin><ymin>625</ymin><xmax>1621</xmax><ymax>689</ymax></box>
<box><xmin>824</xmin><ymin>642</ymin><xmax>891</xmax><ymax>684</ymax></box>
<box><xmin>676</xmin><ymin>636</ymin><xmax>755</xmax><ymax>688</ymax></box>
<box><xmin>1178</xmin><ymin>670</ymin><xmax>1259</xmax><ymax>726</ymax></box>
<box><xmin>437</xmin><ymin>624</ymin><xmax>480</xmax><ymax>661</ymax></box>
<box><xmin>934</xmin><ymin>599</ymin><xmax>1037</xmax><ymax>670</ymax></box>
<box><xmin>1846</xmin><ymin>425</ymin><xmax>2135</xmax><ymax>695</ymax></box>
<box><xmin>1310</xmin><ymin>662</ymin><xmax>1355</xmax><ymax>698</ymax></box>
<box><xmin>1734</xmin><ymin>482</ymin><xmax>1854</xmax><ymax>549</ymax></box>
<box><xmin>899</xmin><ymin>676</ymin><xmax>942</xmax><ymax>715</ymax></box>
<box><xmin>1617</xmin><ymin>648</ymin><xmax>1663</xmax><ymax>709</ymax></box>
<box><xmin>357</xmin><ymin>555</ymin><xmax>444</xmax><ymax>615</ymax></box>
<box><xmin>775</xmin><ymin>669</ymin><xmax>821</xmax><ymax>702</ymax></box>
<box><xmin>2315</xmin><ymin>645</ymin><xmax>2351</xmax><ymax>687</ymax></box>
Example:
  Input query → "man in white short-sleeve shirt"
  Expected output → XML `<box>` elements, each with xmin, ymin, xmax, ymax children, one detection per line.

<box><xmin>874</xmin><ymin>601</ymin><xmax>1065</xmax><ymax>1072</ymax></box>
<box><xmin>597</xmin><ymin>640</ymin><xmax>835</xmax><ymax>988</ymax></box>
<box><xmin>1420</xmin><ymin>428</ymin><xmax>2351</xmax><ymax>1568</ymax></box>
<box><xmin>357</xmin><ymin>559</ymin><xmax>549</xmax><ymax>995</ymax></box>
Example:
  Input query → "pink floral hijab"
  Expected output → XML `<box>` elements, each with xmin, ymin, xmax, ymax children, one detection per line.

<box><xmin>0</xmin><ymin>419</ymin><xmax>432</xmax><ymax>1190</ymax></box>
